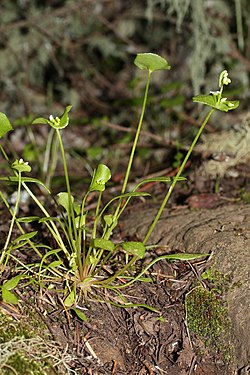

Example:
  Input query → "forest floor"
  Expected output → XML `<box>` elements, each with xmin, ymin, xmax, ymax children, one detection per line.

<box><xmin>1</xmin><ymin>112</ymin><xmax>250</xmax><ymax>374</ymax></box>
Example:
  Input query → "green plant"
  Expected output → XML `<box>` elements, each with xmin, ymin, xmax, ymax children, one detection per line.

<box><xmin>0</xmin><ymin>54</ymin><xmax>239</xmax><ymax>314</ymax></box>
<box><xmin>185</xmin><ymin>285</ymin><xmax>232</xmax><ymax>361</ymax></box>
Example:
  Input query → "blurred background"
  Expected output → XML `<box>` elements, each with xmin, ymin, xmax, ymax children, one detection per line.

<box><xmin>0</xmin><ymin>0</ymin><xmax>249</xmax><ymax>197</ymax></box>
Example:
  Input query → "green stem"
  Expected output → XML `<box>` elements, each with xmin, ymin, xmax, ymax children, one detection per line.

<box><xmin>56</xmin><ymin>129</ymin><xmax>77</xmax><ymax>243</ymax></box>
<box><xmin>143</xmin><ymin>108</ymin><xmax>215</xmax><ymax>245</ymax></box>
<box><xmin>21</xmin><ymin>182</ymin><xmax>71</xmax><ymax>262</ymax></box>
<box><xmin>2</xmin><ymin>171</ymin><xmax>22</xmax><ymax>255</ymax></box>
<box><xmin>112</xmin><ymin>71</ymin><xmax>152</xmax><ymax>222</ymax></box>
<box><xmin>0</xmin><ymin>191</ymin><xmax>43</xmax><ymax>260</ymax></box>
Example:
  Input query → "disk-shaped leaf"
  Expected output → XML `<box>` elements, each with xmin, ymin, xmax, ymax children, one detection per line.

<box><xmin>12</xmin><ymin>159</ymin><xmax>31</xmax><ymax>173</ymax></box>
<box><xmin>89</xmin><ymin>164</ymin><xmax>111</xmax><ymax>192</ymax></box>
<box><xmin>134</xmin><ymin>53</ymin><xmax>171</xmax><ymax>73</ymax></box>
<box><xmin>121</xmin><ymin>241</ymin><xmax>146</xmax><ymax>258</ymax></box>
<box><xmin>0</xmin><ymin>112</ymin><xmax>13</xmax><ymax>137</ymax></box>
<box><xmin>193</xmin><ymin>94</ymin><xmax>239</xmax><ymax>112</ymax></box>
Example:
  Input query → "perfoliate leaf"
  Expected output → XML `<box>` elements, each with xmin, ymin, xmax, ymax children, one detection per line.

<box><xmin>1</xmin><ymin>286</ymin><xmax>19</xmax><ymax>304</ymax></box>
<box><xmin>134</xmin><ymin>53</ymin><xmax>171</xmax><ymax>73</ymax></box>
<box><xmin>121</xmin><ymin>241</ymin><xmax>146</xmax><ymax>258</ymax></box>
<box><xmin>32</xmin><ymin>105</ymin><xmax>72</xmax><ymax>129</ymax></box>
<box><xmin>193</xmin><ymin>94</ymin><xmax>239</xmax><ymax>112</ymax></box>
<box><xmin>91</xmin><ymin>238</ymin><xmax>115</xmax><ymax>251</ymax></box>
<box><xmin>11</xmin><ymin>159</ymin><xmax>31</xmax><ymax>173</ymax></box>
<box><xmin>89</xmin><ymin>164</ymin><xmax>111</xmax><ymax>192</ymax></box>
<box><xmin>0</xmin><ymin>112</ymin><xmax>13</xmax><ymax>137</ymax></box>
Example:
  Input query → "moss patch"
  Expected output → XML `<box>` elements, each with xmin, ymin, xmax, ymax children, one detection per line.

<box><xmin>0</xmin><ymin>310</ymin><xmax>60</xmax><ymax>374</ymax></box>
<box><xmin>185</xmin><ymin>284</ymin><xmax>232</xmax><ymax>362</ymax></box>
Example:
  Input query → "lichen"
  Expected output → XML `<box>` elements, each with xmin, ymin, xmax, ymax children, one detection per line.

<box><xmin>0</xmin><ymin>311</ymin><xmax>58</xmax><ymax>374</ymax></box>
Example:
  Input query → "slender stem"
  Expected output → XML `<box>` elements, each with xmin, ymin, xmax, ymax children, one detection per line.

<box><xmin>0</xmin><ymin>191</ymin><xmax>43</xmax><ymax>260</ymax></box>
<box><xmin>21</xmin><ymin>182</ymin><xmax>71</xmax><ymax>261</ymax></box>
<box><xmin>122</xmin><ymin>71</ymin><xmax>151</xmax><ymax>195</ymax></box>
<box><xmin>2</xmin><ymin>171</ymin><xmax>21</xmax><ymax>253</ymax></box>
<box><xmin>112</xmin><ymin>71</ymin><xmax>152</xmax><ymax>223</ymax></box>
<box><xmin>56</xmin><ymin>129</ymin><xmax>77</xmax><ymax>242</ymax></box>
<box><xmin>143</xmin><ymin>108</ymin><xmax>215</xmax><ymax>245</ymax></box>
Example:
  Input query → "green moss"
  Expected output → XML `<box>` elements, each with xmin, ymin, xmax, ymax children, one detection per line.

<box><xmin>1</xmin><ymin>352</ymin><xmax>51</xmax><ymax>375</ymax></box>
<box><xmin>201</xmin><ymin>267</ymin><xmax>231</xmax><ymax>294</ymax></box>
<box><xmin>0</xmin><ymin>312</ymin><xmax>56</xmax><ymax>374</ymax></box>
<box><xmin>186</xmin><ymin>285</ymin><xmax>232</xmax><ymax>362</ymax></box>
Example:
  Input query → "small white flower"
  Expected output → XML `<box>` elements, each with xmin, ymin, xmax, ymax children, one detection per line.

<box><xmin>49</xmin><ymin>114</ymin><xmax>54</xmax><ymax>121</ymax></box>
<box><xmin>19</xmin><ymin>159</ymin><xmax>29</xmax><ymax>165</ymax></box>
<box><xmin>219</xmin><ymin>70</ymin><xmax>231</xmax><ymax>88</ymax></box>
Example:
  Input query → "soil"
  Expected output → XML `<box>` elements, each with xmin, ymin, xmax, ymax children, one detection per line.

<box><xmin>1</xmin><ymin>196</ymin><xmax>249</xmax><ymax>374</ymax></box>
<box><xmin>122</xmin><ymin>202</ymin><xmax>250</xmax><ymax>374</ymax></box>
<box><xmin>1</xmin><ymin>116</ymin><xmax>250</xmax><ymax>375</ymax></box>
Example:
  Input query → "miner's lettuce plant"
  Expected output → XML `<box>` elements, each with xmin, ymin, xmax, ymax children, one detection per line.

<box><xmin>0</xmin><ymin>54</ymin><xmax>239</xmax><ymax>311</ymax></box>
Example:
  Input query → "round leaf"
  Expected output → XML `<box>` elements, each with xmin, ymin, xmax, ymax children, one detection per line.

<box><xmin>134</xmin><ymin>53</ymin><xmax>171</xmax><ymax>73</ymax></box>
